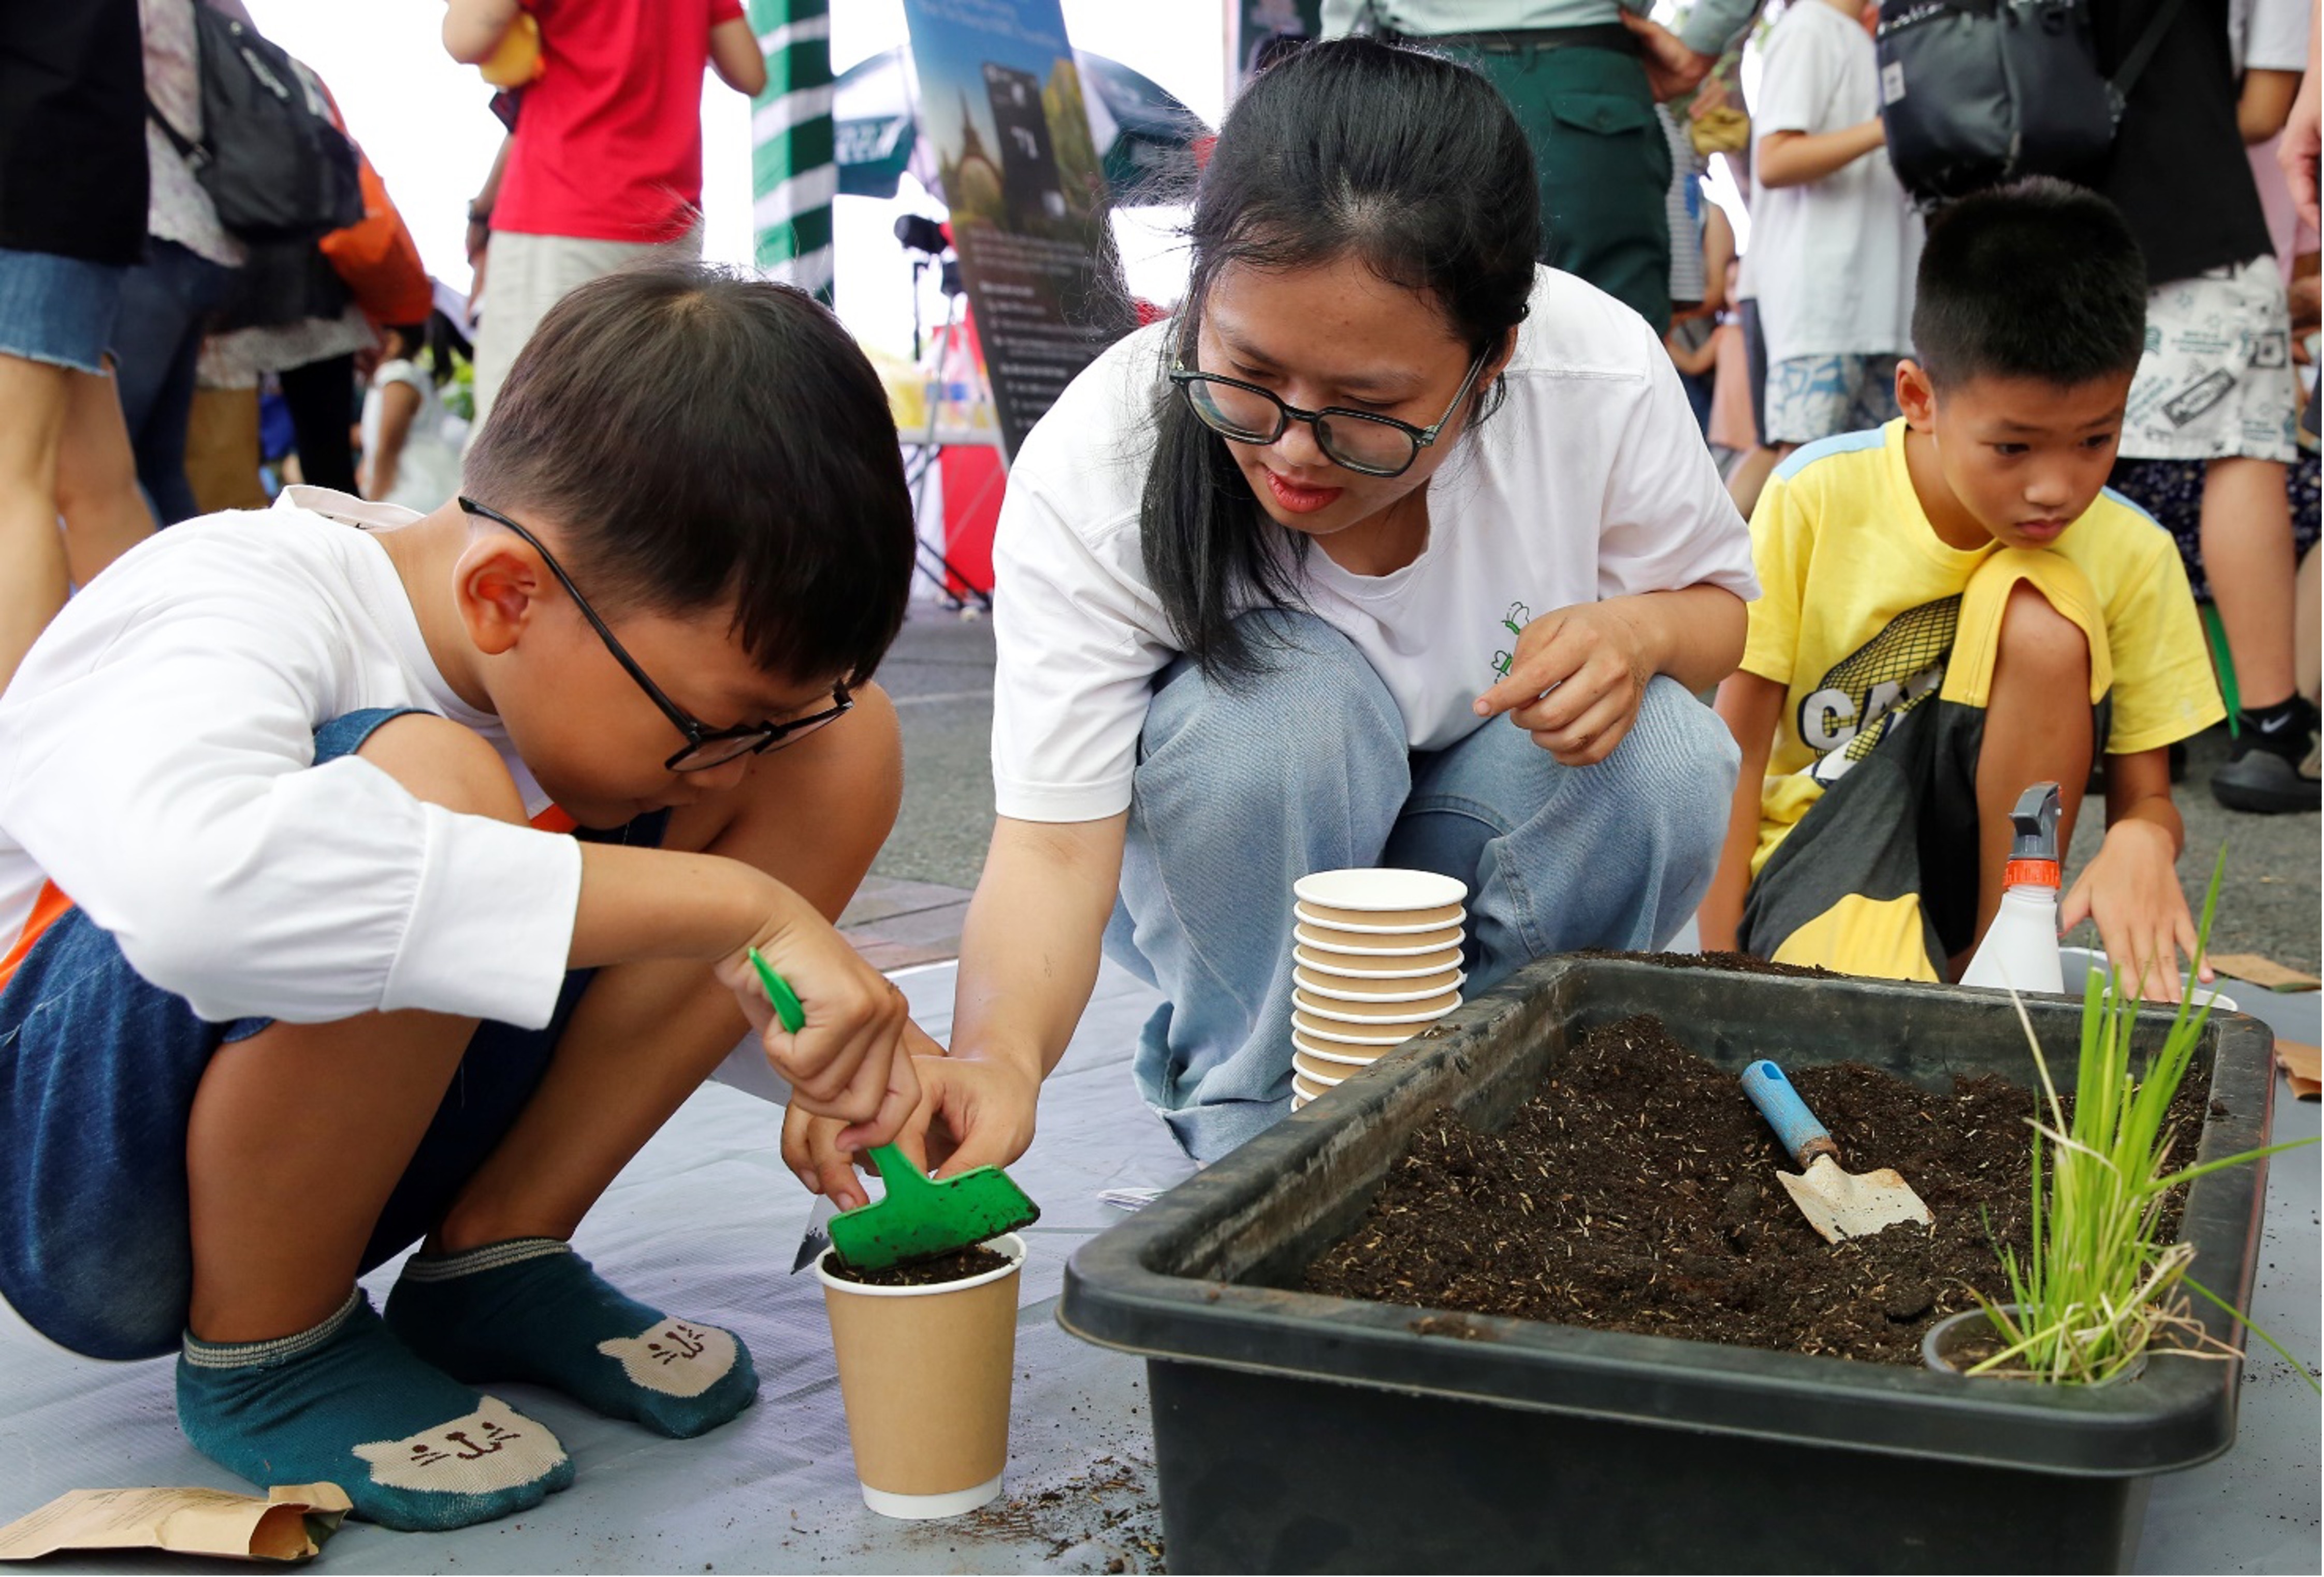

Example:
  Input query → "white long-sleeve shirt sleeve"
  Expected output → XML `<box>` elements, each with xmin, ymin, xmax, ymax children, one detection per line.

<box><xmin>0</xmin><ymin>516</ymin><xmax>582</xmax><ymax>1027</ymax></box>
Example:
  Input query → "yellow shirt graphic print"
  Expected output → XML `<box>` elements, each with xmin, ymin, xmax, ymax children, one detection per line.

<box><xmin>1794</xmin><ymin>594</ymin><xmax>1959</xmax><ymax>783</ymax></box>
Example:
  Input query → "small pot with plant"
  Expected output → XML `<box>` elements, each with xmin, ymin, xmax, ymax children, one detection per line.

<box><xmin>1927</xmin><ymin>870</ymin><xmax>2317</xmax><ymax>1389</ymax></box>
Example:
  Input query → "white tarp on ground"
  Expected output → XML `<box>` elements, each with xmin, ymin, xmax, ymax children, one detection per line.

<box><xmin>0</xmin><ymin>960</ymin><xmax>2314</xmax><ymax>1573</ymax></box>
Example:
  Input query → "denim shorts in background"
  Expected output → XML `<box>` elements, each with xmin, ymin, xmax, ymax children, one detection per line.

<box><xmin>0</xmin><ymin>708</ymin><xmax>670</xmax><ymax>1361</ymax></box>
<box><xmin>0</xmin><ymin>246</ymin><xmax>126</xmax><ymax>375</ymax></box>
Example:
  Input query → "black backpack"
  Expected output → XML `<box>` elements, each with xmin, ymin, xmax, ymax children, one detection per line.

<box><xmin>1875</xmin><ymin>0</ymin><xmax>2186</xmax><ymax>205</ymax></box>
<box><xmin>146</xmin><ymin>5</ymin><xmax>362</xmax><ymax>242</ymax></box>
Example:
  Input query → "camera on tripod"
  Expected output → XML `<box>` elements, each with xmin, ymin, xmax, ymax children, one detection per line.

<box><xmin>893</xmin><ymin>214</ymin><xmax>962</xmax><ymax>298</ymax></box>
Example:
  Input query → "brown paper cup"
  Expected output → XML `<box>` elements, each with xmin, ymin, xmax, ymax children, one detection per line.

<box><xmin>1296</xmin><ymin>900</ymin><xmax>1466</xmax><ymax>932</ymax></box>
<box><xmin>1292</xmin><ymin>1034</ymin><xmax>1387</xmax><ymax>1069</ymax></box>
<box><xmin>1295</xmin><ymin>963</ymin><xmax>1463</xmax><ymax>999</ymax></box>
<box><xmin>1294</xmin><ymin>921</ymin><xmax>1465</xmax><ymax>956</ymax></box>
<box><xmin>1294</xmin><ymin>985</ymin><xmax>1463</xmax><ymax>1020</ymax></box>
<box><xmin>815</xmin><ymin>1233</ymin><xmax>1025</xmax><ymax>1518</ymax></box>
<box><xmin>1295</xmin><ymin>1049</ymin><xmax>1368</xmax><ymax>1085</ymax></box>
<box><xmin>1294</xmin><ymin>868</ymin><xmax>1466</xmax><ymax>915</ymax></box>
<box><xmin>1294</xmin><ymin>944</ymin><xmax>1465</xmax><ymax>979</ymax></box>
<box><xmin>1291</xmin><ymin>1072</ymin><xmax>1334</xmax><ymax>1102</ymax></box>
<box><xmin>1291</xmin><ymin>1009</ymin><xmax>1421</xmax><ymax>1044</ymax></box>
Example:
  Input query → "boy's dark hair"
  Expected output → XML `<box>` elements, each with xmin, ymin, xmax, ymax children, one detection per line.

<box><xmin>464</xmin><ymin>261</ymin><xmax>913</xmax><ymax>688</ymax></box>
<box><xmin>1912</xmin><ymin>178</ymin><xmax>2147</xmax><ymax>392</ymax></box>
<box><xmin>1144</xmin><ymin>37</ymin><xmax>1538</xmax><ymax>681</ymax></box>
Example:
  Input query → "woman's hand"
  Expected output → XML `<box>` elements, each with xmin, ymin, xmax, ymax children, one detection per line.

<box><xmin>1472</xmin><ymin>602</ymin><xmax>1653</xmax><ymax>766</ymax></box>
<box><xmin>782</xmin><ymin>1027</ymin><xmax>1040</xmax><ymax>1207</ymax></box>
<box><xmin>2059</xmin><ymin>819</ymin><xmax>2208</xmax><ymax>1004</ymax></box>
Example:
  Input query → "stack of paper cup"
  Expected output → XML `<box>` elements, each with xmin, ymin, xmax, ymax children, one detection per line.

<box><xmin>1289</xmin><ymin>868</ymin><xmax>1468</xmax><ymax>1111</ymax></box>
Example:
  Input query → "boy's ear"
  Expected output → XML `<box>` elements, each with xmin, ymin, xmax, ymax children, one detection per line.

<box><xmin>1895</xmin><ymin>358</ymin><xmax>1939</xmax><ymax>431</ymax></box>
<box><xmin>452</xmin><ymin>536</ymin><xmax>550</xmax><ymax>658</ymax></box>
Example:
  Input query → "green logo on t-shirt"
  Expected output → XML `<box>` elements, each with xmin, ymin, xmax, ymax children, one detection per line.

<box><xmin>1491</xmin><ymin>601</ymin><xmax>1530</xmax><ymax>680</ymax></box>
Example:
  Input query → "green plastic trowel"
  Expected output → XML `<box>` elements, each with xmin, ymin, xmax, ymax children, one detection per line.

<box><xmin>748</xmin><ymin>948</ymin><xmax>1039</xmax><ymax>1272</ymax></box>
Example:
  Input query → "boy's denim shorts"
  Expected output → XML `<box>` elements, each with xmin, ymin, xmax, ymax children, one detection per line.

<box><xmin>0</xmin><ymin>246</ymin><xmax>126</xmax><ymax>376</ymax></box>
<box><xmin>0</xmin><ymin>708</ymin><xmax>669</xmax><ymax>1361</ymax></box>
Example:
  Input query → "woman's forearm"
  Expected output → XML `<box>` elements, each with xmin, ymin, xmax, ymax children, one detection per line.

<box><xmin>949</xmin><ymin>813</ymin><xmax>1128</xmax><ymax>1081</ymax></box>
<box><xmin>1615</xmin><ymin>583</ymin><xmax>1748</xmax><ymax>694</ymax></box>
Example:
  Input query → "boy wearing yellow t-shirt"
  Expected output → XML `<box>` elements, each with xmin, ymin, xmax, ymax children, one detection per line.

<box><xmin>1697</xmin><ymin>179</ymin><xmax>2224</xmax><ymax>998</ymax></box>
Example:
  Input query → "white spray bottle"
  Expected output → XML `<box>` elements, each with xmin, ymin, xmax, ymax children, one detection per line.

<box><xmin>1959</xmin><ymin>781</ymin><xmax>2065</xmax><ymax>996</ymax></box>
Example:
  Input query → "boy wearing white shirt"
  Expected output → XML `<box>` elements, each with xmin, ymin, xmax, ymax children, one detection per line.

<box><xmin>0</xmin><ymin>264</ymin><xmax>921</xmax><ymax>1531</ymax></box>
<box><xmin>1748</xmin><ymin>0</ymin><xmax>1924</xmax><ymax>451</ymax></box>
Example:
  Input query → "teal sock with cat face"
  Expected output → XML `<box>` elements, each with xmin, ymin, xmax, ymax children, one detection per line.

<box><xmin>384</xmin><ymin>1239</ymin><xmax>758</xmax><ymax>1439</ymax></box>
<box><xmin>176</xmin><ymin>1292</ymin><xmax>573</xmax><ymax>1532</ymax></box>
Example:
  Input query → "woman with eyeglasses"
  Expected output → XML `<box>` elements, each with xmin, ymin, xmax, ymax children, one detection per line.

<box><xmin>798</xmin><ymin>37</ymin><xmax>1756</xmax><ymax>1190</ymax></box>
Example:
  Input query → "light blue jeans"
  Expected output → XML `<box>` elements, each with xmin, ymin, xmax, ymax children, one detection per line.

<box><xmin>1102</xmin><ymin>611</ymin><xmax>1739</xmax><ymax>1161</ymax></box>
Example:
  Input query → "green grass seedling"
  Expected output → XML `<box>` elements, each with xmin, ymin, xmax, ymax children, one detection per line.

<box><xmin>1967</xmin><ymin>856</ymin><xmax>2317</xmax><ymax>1388</ymax></box>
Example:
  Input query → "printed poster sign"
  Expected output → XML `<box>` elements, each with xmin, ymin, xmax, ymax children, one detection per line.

<box><xmin>901</xmin><ymin>0</ymin><xmax>1136</xmax><ymax>458</ymax></box>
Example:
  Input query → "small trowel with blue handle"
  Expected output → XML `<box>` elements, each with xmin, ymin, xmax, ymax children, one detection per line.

<box><xmin>1741</xmin><ymin>1059</ymin><xmax>1933</xmax><ymax>1244</ymax></box>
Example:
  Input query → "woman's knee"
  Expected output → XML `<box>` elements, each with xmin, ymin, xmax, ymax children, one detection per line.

<box><xmin>355</xmin><ymin>714</ymin><xmax>527</xmax><ymax>825</ymax></box>
<box><xmin>1605</xmin><ymin>677</ymin><xmax>1741</xmax><ymax>841</ymax></box>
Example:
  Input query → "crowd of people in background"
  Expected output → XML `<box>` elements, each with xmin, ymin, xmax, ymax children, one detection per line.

<box><xmin>0</xmin><ymin>2</ymin><xmax>2319</xmax><ymax>1534</ymax></box>
<box><xmin>0</xmin><ymin>1</ymin><xmax>2318</xmax><ymax>768</ymax></box>
<box><xmin>1644</xmin><ymin>0</ymin><xmax>2318</xmax><ymax>814</ymax></box>
<box><xmin>0</xmin><ymin>0</ymin><xmax>761</xmax><ymax>691</ymax></box>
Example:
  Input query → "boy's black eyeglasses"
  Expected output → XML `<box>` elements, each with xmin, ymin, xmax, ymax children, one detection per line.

<box><xmin>1166</xmin><ymin>349</ymin><xmax>1489</xmax><ymax>478</ymax></box>
<box><xmin>457</xmin><ymin>497</ymin><xmax>851</xmax><ymax>772</ymax></box>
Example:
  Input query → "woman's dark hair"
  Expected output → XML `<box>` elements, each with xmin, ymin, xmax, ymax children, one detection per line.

<box><xmin>1912</xmin><ymin>177</ymin><xmax>2147</xmax><ymax>392</ymax></box>
<box><xmin>1143</xmin><ymin>37</ymin><xmax>1539</xmax><ymax>680</ymax></box>
<box><xmin>464</xmin><ymin>261</ymin><xmax>913</xmax><ymax>688</ymax></box>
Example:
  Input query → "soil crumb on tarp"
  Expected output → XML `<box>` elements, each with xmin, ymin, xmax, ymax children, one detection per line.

<box><xmin>826</xmin><ymin>1243</ymin><xmax>1012</xmax><ymax>1287</ymax></box>
<box><xmin>1301</xmin><ymin>1012</ymin><xmax>2201</xmax><ymax>1364</ymax></box>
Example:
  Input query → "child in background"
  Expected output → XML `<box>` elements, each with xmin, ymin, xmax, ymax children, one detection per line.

<box><xmin>0</xmin><ymin>264</ymin><xmax>922</xmax><ymax>1531</ymax></box>
<box><xmin>1698</xmin><ymin>180</ymin><xmax>2224</xmax><ymax>1001</ymax></box>
<box><xmin>359</xmin><ymin>311</ymin><xmax>471</xmax><ymax>513</ymax></box>
<box><xmin>1707</xmin><ymin>257</ymin><xmax>1757</xmax><ymax>472</ymax></box>
<box><xmin>2091</xmin><ymin>0</ymin><xmax>2313</xmax><ymax>812</ymax></box>
<box><xmin>1747</xmin><ymin>0</ymin><xmax>1922</xmax><ymax>456</ymax></box>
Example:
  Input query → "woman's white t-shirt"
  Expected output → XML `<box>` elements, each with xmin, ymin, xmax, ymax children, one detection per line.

<box><xmin>990</xmin><ymin>265</ymin><xmax>1760</xmax><ymax>825</ymax></box>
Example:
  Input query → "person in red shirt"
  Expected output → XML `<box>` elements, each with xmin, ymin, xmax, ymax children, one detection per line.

<box><xmin>445</xmin><ymin>0</ymin><xmax>767</xmax><ymax>433</ymax></box>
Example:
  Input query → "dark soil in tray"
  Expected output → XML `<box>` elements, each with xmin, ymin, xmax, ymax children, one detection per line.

<box><xmin>1573</xmin><ymin>947</ymin><xmax>1844</xmax><ymax>980</ymax></box>
<box><xmin>827</xmin><ymin>1243</ymin><xmax>1013</xmax><ymax>1287</ymax></box>
<box><xmin>1301</xmin><ymin>1012</ymin><xmax>2204</xmax><ymax>1364</ymax></box>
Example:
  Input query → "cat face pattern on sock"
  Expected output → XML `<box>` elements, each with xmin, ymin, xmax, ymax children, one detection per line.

<box><xmin>348</xmin><ymin>1396</ymin><xmax>571</xmax><ymax>1494</ymax></box>
<box><xmin>386</xmin><ymin>1239</ymin><xmax>759</xmax><ymax>1438</ymax></box>
<box><xmin>597</xmin><ymin>1319</ymin><xmax>738</xmax><ymax>1398</ymax></box>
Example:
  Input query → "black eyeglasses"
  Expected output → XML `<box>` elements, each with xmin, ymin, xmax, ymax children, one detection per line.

<box><xmin>1167</xmin><ymin>349</ymin><xmax>1489</xmax><ymax>478</ymax></box>
<box><xmin>457</xmin><ymin>497</ymin><xmax>852</xmax><ymax>772</ymax></box>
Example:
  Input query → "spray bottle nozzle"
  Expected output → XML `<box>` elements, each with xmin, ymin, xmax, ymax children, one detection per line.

<box><xmin>2005</xmin><ymin>781</ymin><xmax>2064</xmax><ymax>887</ymax></box>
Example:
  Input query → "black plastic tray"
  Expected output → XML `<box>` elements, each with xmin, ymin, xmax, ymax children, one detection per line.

<box><xmin>1059</xmin><ymin>957</ymin><xmax>2277</xmax><ymax>1573</ymax></box>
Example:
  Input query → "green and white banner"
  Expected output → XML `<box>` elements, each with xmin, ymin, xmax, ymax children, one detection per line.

<box><xmin>749</xmin><ymin>0</ymin><xmax>836</xmax><ymax>301</ymax></box>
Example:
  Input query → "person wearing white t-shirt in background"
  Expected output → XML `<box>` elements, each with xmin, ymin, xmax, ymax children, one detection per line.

<box><xmin>358</xmin><ymin>313</ymin><xmax>470</xmax><ymax>515</ymax></box>
<box><xmin>1748</xmin><ymin>0</ymin><xmax>1923</xmax><ymax>460</ymax></box>
<box><xmin>787</xmin><ymin>40</ymin><xmax>1756</xmax><ymax>1178</ymax></box>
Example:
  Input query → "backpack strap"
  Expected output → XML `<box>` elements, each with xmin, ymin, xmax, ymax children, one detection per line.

<box><xmin>2110</xmin><ymin>0</ymin><xmax>2190</xmax><ymax>103</ymax></box>
<box><xmin>144</xmin><ymin>95</ymin><xmax>207</xmax><ymax>166</ymax></box>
